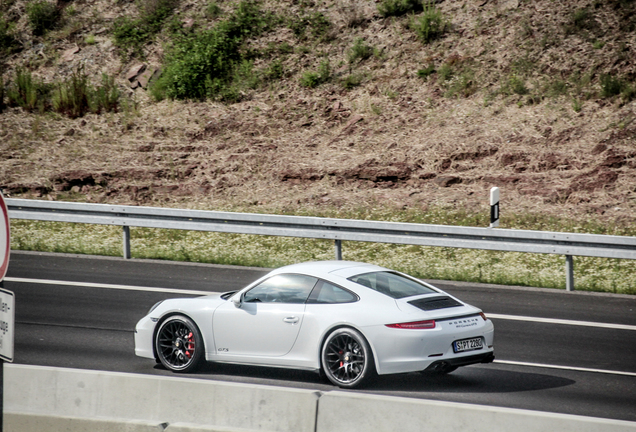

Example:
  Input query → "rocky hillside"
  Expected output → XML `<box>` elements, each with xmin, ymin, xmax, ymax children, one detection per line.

<box><xmin>1</xmin><ymin>0</ymin><xmax>635</xmax><ymax>228</ymax></box>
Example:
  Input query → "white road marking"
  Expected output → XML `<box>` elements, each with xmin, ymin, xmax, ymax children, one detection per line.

<box><xmin>3</xmin><ymin>277</ymin><xmax>210</xmax><ymax>296</ymax></box>
<box><xmin>6</xmin><ymin>277</ymin><xmax>636</xmax><ymax>378</ymax></box>
<box><xmin>486</xmin><ymin>313</ymin><xmax>636</xmax><ymax>331</ymax></box>
<box><xmin>494</xmin><ymin>360</ymin><xmax>636</xmax><ymax>377</ymax></box>
<box><xmin>6</xmin><ymin>277</ymin><xmax>636</xmax><ymax>331</ymax></box>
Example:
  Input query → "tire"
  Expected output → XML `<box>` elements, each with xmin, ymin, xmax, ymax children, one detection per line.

<box><xmin>321</xmin><ymin>327</ymin><xmax>375</xmax><ymax>388</ymax></box>
<box><xmin>155</xmin><ymin>315</ymin><xmax>204</xmax><ymax>373</ymax></box>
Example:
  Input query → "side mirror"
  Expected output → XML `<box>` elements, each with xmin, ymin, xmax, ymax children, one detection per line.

<box><xmin>232</xmin><ymin>292</ymin><xmax>243</xmax><ymax>308</ymax></box>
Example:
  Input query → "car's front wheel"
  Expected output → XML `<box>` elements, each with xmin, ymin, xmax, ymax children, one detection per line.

<box><xmin>155</xmin><ymin>315</ymin><xmax>204</xmax><ymax>373</ymax></box>
<box><xmin>321</xmin><ymin>327</ymin><xmax>375</xmax><ymax>388</ymax></box>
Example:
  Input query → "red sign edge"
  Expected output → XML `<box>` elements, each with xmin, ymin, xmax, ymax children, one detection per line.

<box><xmin>0</xmin><ymin>193</ymin><xmax>10</xmax><ymax>282</ymax></box>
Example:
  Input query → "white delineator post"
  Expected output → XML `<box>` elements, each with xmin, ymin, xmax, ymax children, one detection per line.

<box><xmin>490</xmin><ymin>187</ymin><xmax>500</xmax><ymax>228</ymax></box>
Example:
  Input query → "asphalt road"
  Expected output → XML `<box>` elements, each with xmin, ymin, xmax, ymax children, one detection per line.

<box><xmin>5</xmin><ymin>251</ymin><xmax>636</xmax><ymax>422</ymax></box>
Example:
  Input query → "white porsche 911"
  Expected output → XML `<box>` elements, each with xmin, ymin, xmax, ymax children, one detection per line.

<box><xmin>134</xmin><ymin>261</ymin><xmax>494</xmax><ymax>388</ymax></box>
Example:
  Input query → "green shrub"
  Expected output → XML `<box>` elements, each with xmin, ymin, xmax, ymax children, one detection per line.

<box><xmin>600</xmin><ymin>74</ymin><xmax>624</xmax><ymax>98</ymax></box>
<box><xmin>348</xmin><ymin>37</ymin><xmax>373</xmax><ymax>64</ymax></box>
<box><xmin>437</xmin><ymin>63</ymin><xmax>453</xmax><ymax>81</ymax></box>
<box><xmin>377</xmin><ymin>0</ymin><xmax>421</xmax><ymax>17</ymax></box>
<box><xmin>113</xmin><ymin>0</ymin><xmax>179</xmax><ymax>57</ymax></box>
<box><xmin>0</xmin><ymin>76</ymin><xmax>5</xmax><ymax>113</ymax></box>
<box><xmin>445</xmin><ymin>70</ymin><xmax>476</xmax><ymax>98</ymax></box>
<box><xmin>205</xmin><ymin>1</ymin><xmax>222</xmax><ymax>18</ymax></box>
<box><xmin>410</xmin><ymin>2</ymin><xmax>447</xmax><ymax>44</ymax></box>
<box><xmin>300</xmin><ymin>60</ymin><xmax>330</xmax><ymax>88</ymax></box>
<box><xmin>572</xmin><ymin>8</ymin><xmax>591</xmax><ymax>30</ymax></box>
<box><xmin>288</xmin><ymin>12</ymin><xmax>330</xmax><ymax>41</ymax></box>
<box><xmin>545</xmin><ymin>78</ymin><xmax>568</xmax><ymax>97</ymax></box>
<box><xmin>6</xmin><ymin>66</ymin><xmax>120</xmax><ymax>117</ymax></box>
<box><xmin>153</xmin><ymin>0</ymin><xmax>274</xmax><ymax>100</ymax></box>
<box><xmin>6</xmin><ymin>68</ymin><xmax>44</xmax><ymax>111</ymax></box>
<box><xmin>417</xmin><ymin>63</ymin><xmax>435</xmax><ymax>79</ymax></box>
<box><xmin>300</xmin><ymin>71</ymin><xmax>321</xmax><ymax>88</ymax></box>
<box><xmin>27</xmin><ymin>0</ymin><xmax>60</xmax><ymax>36</ymax></box>
<box><xmin>263</xmin><ymin>59</ymin><xmax>284</xmax><ymax>81</ymax></box>
<box><xmin>52</xmin><ymin>68</ymin><xmax>91</xmax><ymax>118</ymax></box>
<box><xmin>91</xmin><ymin>73</ymin><xmax>120</xmax><ymax>114</ymax></box>
<box><xmin>342</xmin><ymin>73</ymin><xmax>362</xmax><ymax>89</ymax></box>
<box><xmin>233</xmin><ymin>59</ymin><xmax>260</xmax><ymax>90</ymax></box>
<box><xmin>504</xmin><ymin>74</ymin><xmax>528</xmax><ymax>95</ymax></box>
<box><xmin>621</xmin><ymin>82</ymin><xmax>636</xmax><ymax>102</ymax></box>
<box><xmin>0</xmin><ymin>15</ymin><xmax>17</xmax><ymax>54</ymax></box>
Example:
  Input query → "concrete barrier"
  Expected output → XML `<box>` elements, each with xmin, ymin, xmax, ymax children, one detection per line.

<box><xmin>316</xmin><ymin>391</ymin><xmax>636</xmax><ymax>432</ymax></box>
<box><xmin>3</xmin><ymin>364</ymin><xmax>319</xmax><ymax>432</ymax></box>
<box><xmin>5</xmin><ymin>364</ymin><xmax>636</xmax><ymax>432</ymax></box>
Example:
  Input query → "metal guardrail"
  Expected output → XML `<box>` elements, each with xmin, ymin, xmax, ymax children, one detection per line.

<box><xmin>7</xmin><ymin>199</ymin><xmax>636</xmax><ymax>291</ymax></box>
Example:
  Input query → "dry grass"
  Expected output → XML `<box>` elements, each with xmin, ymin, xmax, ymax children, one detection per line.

<box><xmin>1</xmin><ymin>0</ymin><xmax>635</xmax><ymax>282</ymax></box>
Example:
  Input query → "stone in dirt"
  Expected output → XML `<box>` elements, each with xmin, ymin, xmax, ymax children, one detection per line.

<box><xmin>61</xmin><ymin>46</ymin><xmax>80</xmax><ymax>62</ymax></box>
<box><xmin>126</xmin><ymin>64</ymin><xmax>146</xmax><ymax>82</ymax></box>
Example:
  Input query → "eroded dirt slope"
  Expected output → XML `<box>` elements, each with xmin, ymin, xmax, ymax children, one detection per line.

<box><xmin>1</xmin><ymin>0</ymin><xmax>635</xmax><ymax>226</ymax></box>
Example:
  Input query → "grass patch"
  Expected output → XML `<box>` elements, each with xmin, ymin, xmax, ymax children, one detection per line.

<box><xmin>9</xmin><ymin>209</ymin><xmax>636</xmax><ymax>294</ymax></box>
<box><xmin>6</xmin><ymin>66</ymin><xmax>121</xmax><ymax>117</ymax></box>
<box><xmin>5</xmin><ymin>67</ymin><xmax>51</xmax><ymax>112</ymax></box>
<box><xmin>9</xmin><ymin>205</ymin><xmax>636</xmax><ymax>294</ymax></box>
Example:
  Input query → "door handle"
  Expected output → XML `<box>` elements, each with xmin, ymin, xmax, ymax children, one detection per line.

<box><xmin>283</xmin><ymin>316</ymin><xmax>299</xmax><ymax>324</ymax></box>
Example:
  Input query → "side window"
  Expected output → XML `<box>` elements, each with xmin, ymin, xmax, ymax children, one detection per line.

<box><xmin>243</xmin><ymin>274</ymin><xmax>318</xmax><ymax>304</ymax></box>
<box><xmin>307</xmin><ymin>280</ymin><xmax>358</xmax><ymax>304</ymax></box>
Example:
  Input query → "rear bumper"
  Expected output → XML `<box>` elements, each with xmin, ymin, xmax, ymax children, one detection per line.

<box><xmin>424</xmin><ymin>351</ymin><xmax>495</xmax><ymax>372</ymax></box>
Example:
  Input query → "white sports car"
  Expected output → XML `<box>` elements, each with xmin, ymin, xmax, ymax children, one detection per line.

<box><xmin>134</xmin><ymin>261</ymin><xmax>494</xmax><ymax>388</ymax></box>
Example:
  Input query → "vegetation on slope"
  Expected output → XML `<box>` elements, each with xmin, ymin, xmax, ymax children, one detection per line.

<box><xmin>0</xmin><ymin>0</ymin><xmax>635</xmax><ymax>292</ymax></box>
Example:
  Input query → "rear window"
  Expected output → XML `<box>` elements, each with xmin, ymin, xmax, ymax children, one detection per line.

<box><xmin>348</xmin><ymin>271</ymin><xmax>437</xmax><ymax>299</ymax></box>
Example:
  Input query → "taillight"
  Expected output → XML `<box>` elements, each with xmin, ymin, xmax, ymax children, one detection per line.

<box><xmin>386</xmin><ymin>320</ymin><xmax>436</xmax><ymax>329</ymax></box>
<box><xmin>479</xmin><ymin>312</ymin><xmax>488</xmax><ymax>321</ymax></box>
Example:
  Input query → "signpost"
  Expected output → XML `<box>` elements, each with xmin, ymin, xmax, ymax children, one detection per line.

<box><xmin>489</xmin><ymin>187</ymin><xmax>500</xmax><ymax>228</ymax></box>
<box><xmin>0</xmin><ymin>192</ymin><xmax>13</xmax><ymax>432</ymax></box>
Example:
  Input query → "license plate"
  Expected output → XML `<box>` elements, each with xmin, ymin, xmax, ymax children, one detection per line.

<box><xmin>453</xmin><ymin>337</ymin><xmax>483</xmax><ymax>353</ymax></box>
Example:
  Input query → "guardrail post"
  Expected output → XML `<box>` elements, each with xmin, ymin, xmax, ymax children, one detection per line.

<box><xmin>123</xmin><ymin>226</ymin><xmax>131</xmax><ymax>259</ymax></box>
<box><xmin>565</xmin><ymin>255</ymin><xmax>574</xmax><ymax>291</ymax></box>
<box><xmin>334</xmin><ymin>240</ymin><xmax>342</xmax><ymax>260</ymax></box>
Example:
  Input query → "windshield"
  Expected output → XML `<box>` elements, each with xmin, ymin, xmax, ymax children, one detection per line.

<box><xmin>348</xmin><ymin>271</ymin><xmax>437</xmax><ymax>299</ymax></box>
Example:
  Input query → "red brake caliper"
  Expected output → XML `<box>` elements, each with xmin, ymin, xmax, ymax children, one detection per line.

<box><xmin>185</xmin><ymin>332</ymin><xmax>194</xmax><ymax>358</ymax></box>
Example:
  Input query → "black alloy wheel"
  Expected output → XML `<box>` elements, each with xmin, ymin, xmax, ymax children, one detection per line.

<box><xmin>155</xmin><ymin>315</ymin><xmax>204</xmax><ymax>373</ymax></box>
<box><xmin>321</xmin><ymin>327</ymin><xmax>374</xmax><ymax>388</ymax></box>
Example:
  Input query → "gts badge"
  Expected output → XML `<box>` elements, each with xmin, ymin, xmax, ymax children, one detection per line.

<box><xmin>218</xmin><ymin>348</ymin><xmax>229</xmax><ymax>352</ymax></box>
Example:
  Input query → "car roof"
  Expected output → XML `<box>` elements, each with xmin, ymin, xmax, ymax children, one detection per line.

<box><xmin>273</xmin><ymin>260</ymin><xmax>386</xmax><ymax>278</ymax></box>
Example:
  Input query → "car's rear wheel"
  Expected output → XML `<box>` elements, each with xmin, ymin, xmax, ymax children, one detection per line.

<box><xmin>321</xmin><ymin>327</ymin><xmax>375</xmax><ymax>388</ymax></box>
<box><xmin>155</xmin><ymin>315</ymin><xmax>204</xmax><ymax>373</ymax></box>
